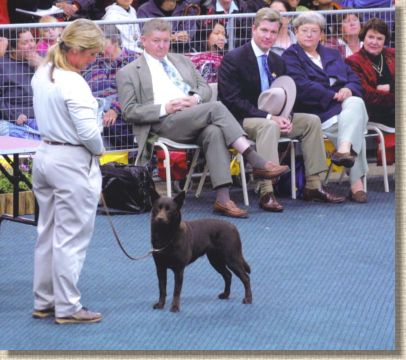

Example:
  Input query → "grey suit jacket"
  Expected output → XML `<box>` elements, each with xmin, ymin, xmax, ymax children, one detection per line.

<box><xmin>116</xmin><ymin>53</ymin><xmax>212</xmax><ymax>163</ymax></box>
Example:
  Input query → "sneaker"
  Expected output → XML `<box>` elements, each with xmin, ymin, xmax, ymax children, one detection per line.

<box><xmin>55</xmin><ymin>307</ymin><xmax>102</xmax><ymax>324</ymax></box>
<box><xmin>32</xmin><ymin>307</ymin><xmax>55</xmax><ymax>319</ymax></box>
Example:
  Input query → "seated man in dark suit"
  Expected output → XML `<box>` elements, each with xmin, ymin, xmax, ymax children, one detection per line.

<box><xmin>116</xmin><ymin>18</ymin><xmax>289</xmax><ymax>218</ymax></box>
<box><xmin>218</xmin><ymin>8</ymin><xmax>345</xmax><ymax>212</ymax></box>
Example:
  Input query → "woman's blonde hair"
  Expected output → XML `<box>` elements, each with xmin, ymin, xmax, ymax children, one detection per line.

<box><xmin>46</xmin><ymin>18</ymin><xmax>104</xmax><ymax>81</ymax></box>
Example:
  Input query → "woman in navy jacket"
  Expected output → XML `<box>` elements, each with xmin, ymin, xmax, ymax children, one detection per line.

<box><xmin>282</xmin><ymin>11</ymin><xmax>369</xmax><ymax>203</ymax></box>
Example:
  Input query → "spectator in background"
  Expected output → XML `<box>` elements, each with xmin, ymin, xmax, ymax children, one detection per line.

<box><xmin>287</xmin><ymin>0</ymin><xmax>310</xmax><ymax>11</ymax></box>
<box><xmin>102</xmin><ymin>0</ymin><xmax>143</xmax><ymax>54</ymax></box>
<box><xmin>36</xmin><ymin>16</ymin><xmax>63</xmax><ymax>57</ymax></box>
<box><xmin>55</xmin><ymin>0</ymin><xmax>109</xmax><ymax>20</ymax></box>
<box><xmin>83</xmin><ymin>25</ymin><xmax>137</xmax><ymax>149</ymax></box>
<box><xmin>346</xmin><ymin>18</ymin><xmax>395</xmax><ymax>128</ymax></box>
<box><xmin>336</xmin><ymin>12</ymin><xmax>363</xmax><ymax>57</ymax></box>
<box><xmin>0</xmin><ymin>0</ymin><xmax>10</xmax><ymax>23</ymax></box>
<box><xmin>339</xmin><ymin>0</ymin><xmax>394</xmax><ymax>8</ymax></box>
<box><xmin>245</xmin><ymin>0</ymin><xmax>270</xmax><ymax>13</ymax></box>
<box><xmin>269</xmin><ymin>0</ymin><xmax>296</xmax><ymax>55</ymax></box>
<box><xmin>137</xmin><ymin>0</ymin><xmax>196</xmax><ymax>52</ymax></box>
<box><xmin>0</xmin><ymin>37</ymin><xmax>7</xmax><ymax>57</ymax></box>
<box><xmin>186</xmin><ymin>21</ymin><xmax>226</xmax><ymax>83</ymax></box>
<box><xmin>0</xmin><ymin>28</ymin><xmax>42</xmax><ymax>138</ymax></box>
<box><xmin>307</xmin><ymin>0</ymin><xmax>342</xmax><ymax>10</ymax></box>
<box><xmin>283</xmin><ymin>11</ymin><xmax>369</xmax><ymax>203</ymax></box>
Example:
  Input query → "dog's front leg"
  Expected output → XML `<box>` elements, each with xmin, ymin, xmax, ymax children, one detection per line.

<box><xmin>170</xmin><ymin>269</ymin><xmax>184</xmax><ymax>313</ymax></box>
<box><xmin>153</xmin><ymin>264</ymin><xmax>167</xmax><ymax>309</ymax></box>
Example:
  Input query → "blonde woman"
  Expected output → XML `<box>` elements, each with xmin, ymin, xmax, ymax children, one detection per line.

<box><xmin>31</xmin><ymin>19</ymin><xmax>105</xmax><ymax>324</ymax></box>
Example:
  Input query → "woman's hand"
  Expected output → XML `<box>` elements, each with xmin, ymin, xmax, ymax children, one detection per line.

<box><xmin>103</xmin><ymin>109</ymin><xmax>118</xmax><ymax>127</ymax></box>
<box><xmin>333</xmin><ymin>87</ymin><xmax>352</xmax><ymax>102</ymax></box>
<box><xmin>377</xmin><ymin>84</ymin><xmax>390</xmax><ymax>93</ymax></box>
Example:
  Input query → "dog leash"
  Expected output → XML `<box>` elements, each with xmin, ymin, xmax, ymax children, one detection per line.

<box><xmin>100</xmin><ymin>193</ymin><xmax>168</xmax><ymax>261</ymax></box>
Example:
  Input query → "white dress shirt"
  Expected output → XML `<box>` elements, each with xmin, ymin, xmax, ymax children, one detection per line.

<box><xmin>144</xmin><ymin>52</ymin><xmax>186</xmax><ymax>117</ymax></box>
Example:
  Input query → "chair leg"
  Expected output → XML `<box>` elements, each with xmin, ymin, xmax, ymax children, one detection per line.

<box><xmin>324</xmin><ymin>163</ymin><xmax>334</xmax><ymax>185</ymax></box>
<box><xmin>155</xmin><ymin>143</ymin><xmax>172</xmax><ymax>197</ymax></box>
<box><xmin>195</xmin><ymin>163</ymin><xmax>209</xmax><ymax>198</ymax></box>
<box><xmin>237</xmin><ymin>153</ymin><xmax>249</xmax><ymax>206</ymax></box>
<box><xmin>290</xmin><ymin>141</ymin><xmax>296</xmax><ymax>200</ymax></box>
<box><xmin>183</xmin><ymin>149</ymin><xmax>200</xmax><ymax>194</ymax></box>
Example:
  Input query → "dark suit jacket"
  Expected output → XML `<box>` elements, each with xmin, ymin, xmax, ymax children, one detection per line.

<box><xmin>218</xmin><ymin>42</ymin><xmax>287</xmax><ymax>124</ymax></box>
<box><xmin>282</xmin><ymin>43</ymin><xmax>363</xmax><ymax>122</ymax></box>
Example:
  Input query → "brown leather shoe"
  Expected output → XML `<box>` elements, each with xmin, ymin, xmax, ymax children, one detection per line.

<box><xmin>303</xmin><ymin>187</ymin><xmax>346</xmax><ymax>203</ymax></box>
<box><xmin>213</xmin><ymin>200</ymin><xmax>248</xmax><ymax>218</ymax></box>
<box><xmin>259</xmin><ymin>193</ymin><xmax>284</xmax><ymax>212</ymax></box>
<box><xmin>349</xmin><ymin>190</ymin><xmax>368</xmax><ymax>203</ymax></box>
<box><xmin>331</xmin><ymin>152</ymin><xmax>355</xmax><ymax>168</ymax></box>
<box><xmin>253</xmin><ymin>162</ymin><xmax>290</xmax><ymax>180</ymax></box>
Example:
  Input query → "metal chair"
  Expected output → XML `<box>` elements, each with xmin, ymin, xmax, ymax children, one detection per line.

<box><xmin>324</xmin><ymin>123</ymin><xmax>395</xmax><ymax>192</ymax></box>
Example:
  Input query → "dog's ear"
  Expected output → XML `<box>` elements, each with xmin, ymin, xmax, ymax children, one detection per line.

<box><xmin>151</xmin><ymin>188</ymin><xmax>161</xmax><ymax>203</ymax></box>
<box><xmin>173</xmin><ymin>191</ymin><xmax>185</xmax><ymax>209</ymax></box>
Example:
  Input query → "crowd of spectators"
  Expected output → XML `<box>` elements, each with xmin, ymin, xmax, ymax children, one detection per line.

<box><xmin>0</xmin><ymin>1</ymin><xmax>396</xmax><ymax>204</ymax></box>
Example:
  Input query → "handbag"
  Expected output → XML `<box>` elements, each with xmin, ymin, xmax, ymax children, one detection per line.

<box><xmin>100</xmin><ymin>162</ymin><xmax>155</xmax><ymax>214</ymax></box>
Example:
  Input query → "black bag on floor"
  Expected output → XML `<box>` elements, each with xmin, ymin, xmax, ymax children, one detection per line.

<box><xmin>100</xmin><ymin>162</ymin><xmax>155</xmax><ymax>213</ymax></box>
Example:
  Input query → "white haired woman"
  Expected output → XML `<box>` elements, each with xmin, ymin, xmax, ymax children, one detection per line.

<box><xmin>282</xmin><ymin>11</ymin><xmax>369</xmax><ymax>203</ymax></box>
<box><xmin>31</xmin><ymin>19</ymin><xmax>105</xmax><ymax>324</ymax></box>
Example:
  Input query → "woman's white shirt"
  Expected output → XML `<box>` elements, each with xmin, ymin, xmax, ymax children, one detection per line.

<box><xmin>31</xmin><ymin>63</ymin><xmax>104</xmax><ymax>155</ymax></box>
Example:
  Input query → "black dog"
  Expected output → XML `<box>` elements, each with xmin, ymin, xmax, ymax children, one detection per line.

<box><xmin>150</xmin><ymin>189</ymin><xmax>252</xmax><ymax>312</ymax></box>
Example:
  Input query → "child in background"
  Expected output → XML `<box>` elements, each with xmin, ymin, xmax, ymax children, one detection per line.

<box><xmin>36</xmin><ymin>16</ymin><xmax>62</xmax><ymax>57</ymax></box>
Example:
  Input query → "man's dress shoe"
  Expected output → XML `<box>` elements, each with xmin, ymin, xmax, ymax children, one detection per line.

<box><xmin>259</xmin><ymin>193</ymin><xmax>284</xmax><ymax>212</ymax></box>
<box><xmin>253</xmin><ymin>163</ymin><xmax>289</xmax><ymax>179</ymax></box>
<box><xmin>303</xmin><ymin>187</ymin><xmax>346</xmax><ymax>203</ymax></box>
<box><xmin>213</xmin><ymin>200</ymin><xmax>248</xmax><ymax>218</ymax></box>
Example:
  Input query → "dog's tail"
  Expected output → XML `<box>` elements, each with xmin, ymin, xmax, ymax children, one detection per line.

<box><xmin>243</xmin><ymin>259</ymin><xmax>251</xmax><ymax>274</ymax></box>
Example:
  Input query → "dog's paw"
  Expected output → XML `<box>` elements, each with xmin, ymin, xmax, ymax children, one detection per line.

<box><xmin>170</xmin><ymin>304</ymin><xmax>180</xmax><ymax>313</ymax></box>
<box><xmin>153</xmin><ymin>302</ymin><xmax>165</xmax><ymax>310</ymax></box>
<box><xmin>218</xmin><ymin>292</ymin><xmax>230</xmax><ymax>300</ymax></box>
<box><xmin>242</xmin><ymin>297</ymin><xmax>252</xmax><ymax>304</ymax></box>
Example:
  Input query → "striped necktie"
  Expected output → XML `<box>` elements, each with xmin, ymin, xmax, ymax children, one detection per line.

<box><xmin>160</xmin><ymin>59</ymin><xmax>191</xmax><ymax>95</ymax></box>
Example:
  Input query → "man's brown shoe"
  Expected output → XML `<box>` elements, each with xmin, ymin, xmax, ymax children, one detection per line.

<box><xmin>331</xmin><ymin>152</ymin><xmax>355</xmax><ymax>168</ymax></box>
<box><xmin>55</xmin><ymin>307</ymin><xmax>102</xmax><ymax>324</ymax></box>
<box><xmin>303</xmin><ymin>187</ymin><xmax>346</xmax><ymax>203</ymax></box>
<box><xmin>349</xmin><ymin>190</ymin><xmax>368</xmax><ymax>203</ymax></box>
<box><xmin>253</xmin><ymin>162</ymin><xmax>290</xmax><ymax>180</ymax></box>
<box><xmin>213</xmin><ymin>200</ymin><xmax>248</xmax><ymax>218</ymax></box>
<box><xmin>259</xmin><ymin>193</ymin><xmax>284</xmax><ymax>212</ymax></box>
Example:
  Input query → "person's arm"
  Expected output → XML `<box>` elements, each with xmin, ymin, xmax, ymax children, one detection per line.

<box><xmin>64</xmin><ymin>75</ymin><xmax>105</xmax><ymax>155</ymax></box>
<box><xmin>346</xmin><ymin>55</ymin><xmax>394</xmax><ymax>107</ymax></box>
<box><xmin>218</xmin><ymin>53</ymin><xmax>267</xmax><ymax>120</ymax></box>
<box><xmin>282</xmin><ymin>47</ymin><xmax>336</xmax><ymax>110</ymax></box>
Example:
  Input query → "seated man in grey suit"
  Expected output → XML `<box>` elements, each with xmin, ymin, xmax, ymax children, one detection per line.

<box><xmin>116</xmin><ymin>18</ymin><xmax>288</xmax><ymax>218</ymax></box>
<box><xmin>218</xmin><ymin>8</ymin><xmax>345</xmax><ymax>212</ymax></box>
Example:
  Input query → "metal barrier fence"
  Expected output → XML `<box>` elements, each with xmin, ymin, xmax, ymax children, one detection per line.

<box><xmin>0</xmin><ymin>8</ymin><xmax>395</xmax><ymax>154</ymax></box>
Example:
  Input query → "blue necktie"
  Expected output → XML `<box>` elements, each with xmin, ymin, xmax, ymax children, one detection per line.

<box><xmin>160</xmin><ymin>59</ymin><xmax>191</xmax><ymax>95</ymax></box>
<box><xmin>261</xmin><ymin>54</ymin><xmax>274</xmax><ymax>88</ymax></box>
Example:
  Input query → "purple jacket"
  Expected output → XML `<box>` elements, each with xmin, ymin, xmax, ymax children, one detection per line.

<box><xmin>282</xmin><ymin>43</ymin><xmax>363</xmax><ymax>122</ymax></box>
